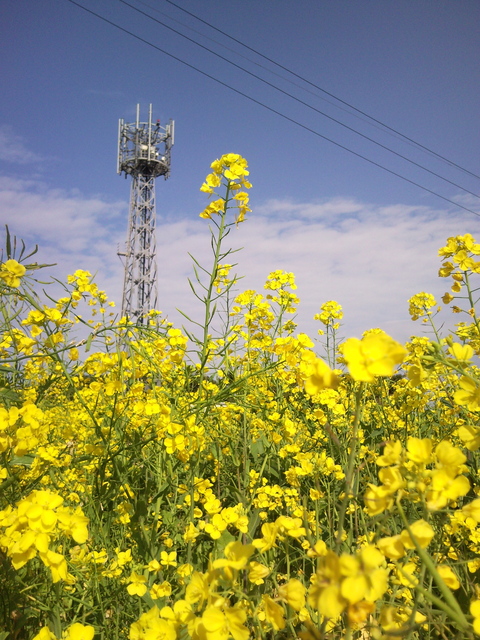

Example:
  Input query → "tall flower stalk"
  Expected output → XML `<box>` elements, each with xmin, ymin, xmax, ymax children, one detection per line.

<box><xmin>182</xmin><ymin>154</ymin><xmax>251</xmax><ymax>381</ymax></box>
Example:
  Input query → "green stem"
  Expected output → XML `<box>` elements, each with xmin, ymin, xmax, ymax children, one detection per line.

<box><xmin>464</xmin><ymin>271</ymin><xmax>480</xmax><ymax>336</ymax></box>
<box><xmin>199</xmin><ymin>182</ymin><xmax>232</xmax><ymax>380</ymax></box>
<box><xmin>335</xmin><ymin>382</ymin><xmax>364</xmax><ymax>550</ymax></box>
<box><xmin>397</xmin><ymin>499</ymin><xmax>469</xmax><ymax>631</ymax></box>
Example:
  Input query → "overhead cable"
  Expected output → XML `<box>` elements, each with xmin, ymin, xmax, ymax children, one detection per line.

<box><xmin>65</xmin><ymin>0</ymin><xmax>480</xmax><ymax>218</ymax></box>
<box><xmin>134</xmin><ymin>0</ymin><xmax>411</xmax><ymax>142</ymax></box>
<box><xmin>116</xmin><ymin>0</ymin><xmax>480</xmax><ymax>200</ymax></box>
<box><xmin>163</xmin><ymin>0</ymin><xmax>480</xmax><ymax>182</ymax></box>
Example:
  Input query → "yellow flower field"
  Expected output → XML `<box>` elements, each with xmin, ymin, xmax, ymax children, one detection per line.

<box><xmin>1</xmin><ymin>154</ymin><xmax>480</xmax><ymax>639</ymax></box>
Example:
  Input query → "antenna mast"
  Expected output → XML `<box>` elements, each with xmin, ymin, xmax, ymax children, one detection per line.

<box><xmin>117</xmin><ymin>104</ymin><xmax>174</xmax><ymax>323</ymax></box>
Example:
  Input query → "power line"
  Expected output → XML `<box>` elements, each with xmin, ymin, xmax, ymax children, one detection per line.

<box><xmin>65</xmin><ymin>0</ymin><xmax>480</xmax><ymax>218</ymax></box>
<box><xmin>134</xmin><ymin>0</ymin><xmax>412</xmax><ymax>147</ymax></box>
<box><xmin>163</xmin><ymin>0</ymin><xmax>480</xmax><ymax>183</ymax></box>
<box><xmin>117</xmin><ymin>0</ymin><xmax>480</xmax><ymax>201</ymax></box>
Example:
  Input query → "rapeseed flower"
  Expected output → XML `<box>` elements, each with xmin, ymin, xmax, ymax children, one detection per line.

<box><xmin>454</xmin><ymin>376</ymin><xmax>480</xmax><ymax>411</ymax></box>
<box><xmin>127</xmin><ymin>573</ymin><xmax>148</xmax><ymax>597</ymax></box>
<box><xmin>260</xmin><ymin>595</ymin><xmax>286</xmax><ymax>631</ymax></box>
<box><xmin>342</xmin><ymin>333</ymin><xmax>406</xmax><ymax>382</ymax></box>
<box><xmin>470</xmin><ymin>600</ymin><xmax>480</xmax><ymax>635</ymax></box>
<box><xmin>130</xmin><ymin>607</ymin><xmax>177</xmax><ymax>640</ymax></box>
<box><xmin>201</xmin><ymin>604</ymin><xmax>250</xmax><ymax>640</ymax></box>
<box><xmin>3</xmin><ymin>171</ymin><xmax>480</xmax><ymax>640</ymax></box>
<box><xmin>62</xmin><ymin>624</ymin><xmax>95</xmax><ymax>640</ymax></box>
<box><xmin>278</xmin><ymin>578</ymin><xmax>306</xmax><ymax>611</ymax></box>
<box><xmin>303</xmin><ymin>357</ymin><xmax>340</xmax><ymax>394</ymax></box>
<box><xmin>0</xmin><ymin>259</ymin><xmax>26</xmax><ymax>287</ymax></box>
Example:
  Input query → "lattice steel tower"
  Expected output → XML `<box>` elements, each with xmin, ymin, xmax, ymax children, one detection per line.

<box><xmin>117</xmin><ymin>104</ymin><xmax>174</xmax><ymax>323</ymax></box>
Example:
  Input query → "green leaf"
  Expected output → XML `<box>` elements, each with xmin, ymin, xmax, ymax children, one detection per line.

<box><xmin>0</xmin><ymin>387</ymin><xmax>21</xmax><ymax>404</ymax></box>
<box><xmin>85</xmin><ymin>333</ymin><xmax>94</xmax><ymax>352</ymax></box>
<box><xmin>11</xmin><ymin>454</ymin><xmax>35</xmax><ymax>466</ymax></box>
<box><xmin>215</xmin><ymin>528</ymin><xmax>236</xmax><ymax>556</ymax></box>
<box><xmin>5</xmin><ymin>225</ymin><xmax>12</xmax><ymax>259</ymax></box>
<box><xmin>250</xmin><ymin>438</ymin><xmax>266</xmax><ymax>461</ymax></box>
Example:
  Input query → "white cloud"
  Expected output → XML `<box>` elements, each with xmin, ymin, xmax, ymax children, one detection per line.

<box><xmin>0</xmin><ymin>175</ymin><xmax>476</xmax><ymax>347</ymax></box>
<box><xmin>0</xmin><ymin>176</ymin><xmax>127</xmax><ymax>303</ymax></box>
<box><xmin>0</xmin><ymin>126</ymin><xmax>43</xmax><ymax>164</ymax></box>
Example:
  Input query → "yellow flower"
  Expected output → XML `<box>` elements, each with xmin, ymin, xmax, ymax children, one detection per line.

<box><xmin>408</xmin><ymin>292</ymin><xmax>437</xmax><ymax>321</ymax></box>
<box><xmin>364</xmin><ymin>484</ymin><xmax>393</xmax><ymax>516</ymax></box>
<box><xmin>183</xmin><ymin>522</ymin><xmax>200</xmax><ymax>543</ymax></box>
<box><xmin>176</xmin><ymin>563</ymin><xmax>193</xmax><ymax>578</ymax></box>
<box><xmin>426</xmin><ymin>468</ymin><xmax>470</xmax><ymax>510</ymax></box>
<box><xmin>400</xmin><ymin>519</ymin><xmax>434</xmax><ymax>550</ymax></box>
<box><xmin>199</xmin><ymin>198</ymin><xmax>226</xmax><ymax>220</ymax></box>
<box><xmin>453</xmin><ymin>250</ymin><xmax>475</xmax><ymax>271</ymax></box>
<box><xmin>448</xmin><ymin>342</ymin><xmax>474</xmax><ymax>361</ymax></box>
<box><xmin>470</xmin><ymin>599</ymin><xmax>480</xmax><ymax>635</ymax></box>
<box><xmin>378</xmin><ymin>535</ymin><xmax>406</xmax><ymax>560</ymax></box>
<box><xmin>437</xmin><ymin>565</ymin><xmax>460</xmax><ymax>590</ymax></box>
<box><xmin>201</xmin><ymin>604</ymin><xmax>249</xmax><ymax>640</ymax></box>
<box><xmin>276</xmin><ymin>515</ymin><xmax>306</xmax><ymax>538</ymax></box>
<box><xmin>307</xmin><ymin>539</ymin><xmax>327</xmax><ymax>558</ymax></box>
<box><xmin>40</xmin><ymin>549</ymin><xmax>69</xmax><ymax>583</ymax></box>
<box><xmin>248</xmin><ymin>561</ymin><xmax>270</xmax><ymax>585</ymax></box>
<box><xmin>234</xmin><ymin>515</ymin><xmax>249</xmax><ymax>534</ymax></box>
<box><xmin>62</xmin><ymin>623</ymin><xmax>95</xmax><ymax>640</ymax></box>
<box><xmin>457</xmin><ymin>424</ymin><xmax>480</xmax><ymax>451</ymax></box>
<box><xmin>200</xmin><ymin>155</ymin><xmax>251</xmax><ymax>222</ymax></box>
<box><xmin>347</xmin><ymin>600</ymin><xmax>375</xmax><ymax>626</ymax></box>
<box><xmin>278</xmin><ymin>578</ymin><xmax>306</xmax><ymax>611</ymax></box>
<box><xmin>57</xmin><ymin>510</ymin><xmax>89</xmax><ymax>544</ymax></box>
<box><xmin>304</xmin><ymin>358</ymin><xmax>340</xmax><ymax>394</ymax></box>
<box><xmin>309</xmin><ymin>582</ymin><xmax>345</xmax><ymax>620</ymax></box>
<box><xmin>22</xmin><ymin>490</ymin><xmax>63</xmax><ymax>533</ymax></box>
<box><xmin>378</xmin><ymin>466</ymin><xmax>405</xmax><ymax>494</ymax></box>
<box><xmin>435</xmin><ymin>440</ymin><xmax>467</xmax><ymax>474</ymax></box>
<box><xmin>406</xmin><ymin>437</ymin><xmax>432</xmax><ymax>465</ymax></box>
<box><xmin>395</xmin><ymin>562</ymin><xmax>418</xmax><ymax>587</ymax></box>
<box><xmin>308</xmin><ymin>551</ymin><xmax>346</xmax><ymax>619</ymax></box>
<box><xmin>127</xmin><ymin>573</ymin><xmax>148</xmax><ymax>596</ymax></box>
<box><xmin>339</xmin><ymin>546</ymin><xmax>388</xmax><ymax>605</ymax></box>
<box><xmin>376</xmin><ymin>440</ymin><xmax>403</xmax><ymax>466</ymax></box>
<box><xmin>252</xmin><ymin>522</ymin><xmax>278</xmax><ymax>552</ymax></box>
<box><xmin>114</xmin><ymin>549</ymin><xmax>132</xmax><ymax>566</ymax></box>
<box><xmin>0</xmin><ymin>259</ymin><xmax>26</xmax><ymax>288</ymax></box>
<box><xmin>342</xmin><ymin>333</ymin><xmax>406</xmax><ymax>382</ymax></box>
<box><xmin>150</xmin><ymin>581</ymin><xmax>172</xmax><ymax>599</ymax></box>
<box><xmin>212</xmin><ymin>541</ymin><xmax>255</xmax><ymax>572</ymax></box>
<box><xmin>185</xmin><ymin>571</ymin><xmax>210</xmax><ymax>606</ymax></box>
<box><xmin>148</xmin><ymin>559</ymin><xmax>161</xmax><ymax>573</ymax></box>
<box><xmin>204</xmin><ymin>513</ymin><xmax>228</xmax><ymax>539</ymax></box>
<box><xmin>130</xmin><ymin>607</ymin><xmax>177</xmax><ymax>640</ymax></box>
<box><xmin>160</xmin><ymin>550</ymin><xmax>177</xmax><ymax>568</ymax></box>
<box><xmin>261</xmin><ymin>595</ymin><xmax>286</xmax><ymax>631</ymax></box>
<box><xmin>454</xmin><ymin>376</ymin><xmax>480</xmax><ymax>411</ymax></box>
<box><xmin>462</xmin><ymin>498</ymin><xmax>480</xmax><ymax>522</ymax></box>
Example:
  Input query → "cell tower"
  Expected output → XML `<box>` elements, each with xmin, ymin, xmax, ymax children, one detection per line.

<box><xmin>117</xmin><ymin>104</ymin><xmax>174</xmax><ymax>323</ymax></box>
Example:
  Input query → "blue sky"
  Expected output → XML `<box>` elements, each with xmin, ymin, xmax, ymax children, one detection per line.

<box><xmin>1</xmin><ymin>0</ymin><xmax>480</xmax><ymax>344</ymax></box>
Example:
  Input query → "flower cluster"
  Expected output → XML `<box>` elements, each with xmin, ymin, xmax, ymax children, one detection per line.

<box><xmin>199</xmin><ymin>153</ymin><xmax>251</xmax><ymax>224</ymax></box>
<box><xmin>308</xmin><ymin>546</ymin><xmax>389</xmax><ymax>623</ymax></box>
<box><xmin>0</xmin><ymin>489</ymin><xmax>89</xmax><ymax>582</ymax></box>
<box><xmin>314</xmin><ymin>300</ymin><xmax>343</xmax><ymax>330</ymax></box>
<box><xmin>0</xmin><ymin>258</ymin><xmax>26</xmax><ymax>288</ymax></box>
<box><xmin>342</xmin><ymin>331</ymin><xmax>406</xmax><ymax>382</ymax></box>
<box><xmin>365</xmin><ymin>438</ymin><xmax>470</xmax><ymax>515</ymax></box>
<box><xmin>2</xmin><ymin>167</ymin><xmax>480</xmax><ymax>640</ymax></box>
